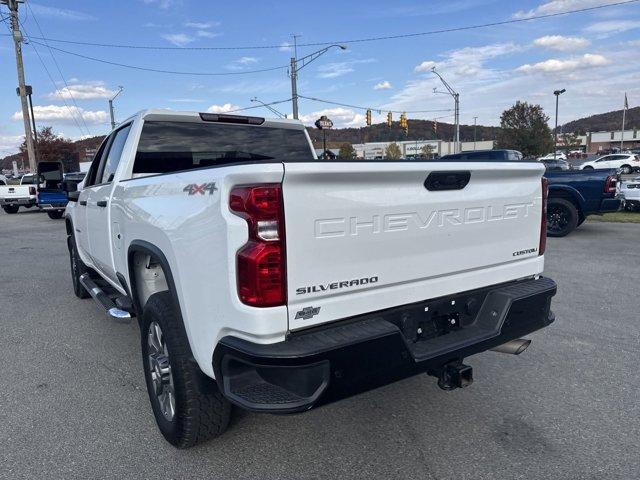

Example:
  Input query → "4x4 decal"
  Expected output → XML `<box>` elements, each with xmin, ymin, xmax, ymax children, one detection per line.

<box><xmin>183</xmin><ymin>182</ymin><xmax>217</xmax><ymax>195</ymax></box>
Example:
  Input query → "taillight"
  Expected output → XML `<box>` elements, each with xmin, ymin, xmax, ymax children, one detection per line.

<box><xmin>29</xmin><ymin>186</ymin><xmax>36</xmax><ymax>195</ymax></box>
<box><xmin>604</xmin><ymin>175</ymin><xmax>617</xmax><ymax>194</ymax></box>
<box><xmin>539</xmin><ymin>177</ymin><xmax>548</xmax><ymax>256</ymax></box>
<box><xmin>229</xmin><ymin>184</ymin><xmax>286</xmax><ymax>307</ymax></box>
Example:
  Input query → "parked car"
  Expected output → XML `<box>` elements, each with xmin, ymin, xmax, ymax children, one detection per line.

<box><xmin>0</xmin><ymin>173</ymin><xmax>37</xmax><ymax>214</ymax></box>
<box><xmin>540</xmin><ymin>158</ymin><xmax>571</xmax><ymax>171</ymax></box>
<box><xmin>439</xmin><ymin>149</ymin><xmax>523</xmax><ymax>161</ymax></box>
<box><xmin>538</xmin><ymin>153</ymin><xmax>567</xmax><ymax>161</ymax></box>
<box><xmin>620</xmin><ymin>176</ymin><xmax>640</xmax><ymax>212</ymax></box>
<box><xmin>544</xmin><ymin>169</ymin><xmax>620</xmax><ymax>236</ymax></box>
<box><xmin>37</xmin><ymin>161</ymin><xmax>67</xmax><ymax>219</ymax></box>
<box><xmin>580</xmin><ymin>153</ymin><xmax>640</xmax><ymax>174</ymax></box>
<box><xmin>64</xmin><ymin>110</ymin><xmax>557</xmax><ymax>447</ymax></box>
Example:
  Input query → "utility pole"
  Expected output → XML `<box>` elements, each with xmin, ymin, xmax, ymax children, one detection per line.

<box><xmin>621</xmin><ymin>93</ymin><xmax>628</xmax><ymax>152</ymax></box>
<box><xmin>473</xmin><ymin>116</ymin><xmax>478</xmax><ymax>151</ymax></box>
<box><xmin>431</xmin><ymin>67</ymin><xmax>459</xmax><ymax>153</ymax></box>
<box><xmin>553</xmin><ymin>89</ymin><xmax>566</xmax><ymax>160</ymax></box>
<box><xmin>4</xmin><ymin>0</ymin><xmax>37</xmax><ymax>172</ymax></box>
<box><xmin>108</xmin><ymin>86</ymin><xmax>124</xmax><ymax>130</ymax></box>
<box><xmin>289</xmin><ymin>44</ymin><xmax>346</xmax><ymax>119</ymax></box>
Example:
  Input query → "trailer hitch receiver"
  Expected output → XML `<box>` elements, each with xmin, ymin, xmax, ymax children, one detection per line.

<box><xmin>437</xmin><ymin>362</ymin><xmax>473</xmax><ymax>390</ymax></box>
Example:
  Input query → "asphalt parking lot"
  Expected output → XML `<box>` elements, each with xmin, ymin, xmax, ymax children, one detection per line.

<box><xmin>1</xmin><ymin>210</ymin><xmax>639</xmax><ymax>480</ymax></box>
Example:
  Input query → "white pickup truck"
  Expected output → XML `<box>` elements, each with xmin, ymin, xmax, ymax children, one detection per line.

<box><xmin>65</xmin><ymin>109</ymin><xmax>557</xmax><ymax>448</ymax></box>
<box><xmin>0</xmin><ymin>174</ymin><xmax>38</xmax><ymax>214</ymax></box>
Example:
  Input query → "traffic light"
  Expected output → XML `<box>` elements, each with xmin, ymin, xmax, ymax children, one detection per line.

<box><xmin>387</xmin><ymin>112</ymin><xmax>392</xmax><ymax>127</ymax></box>
<box><xmin>400</xmin><ymin>113</ymin><xmax>408</xmax><ymax>135</ymax></box>
<box><xmin>366</xmin><ymin>109</ymin><xmax>372</xmax><ymax>126</ymax></box>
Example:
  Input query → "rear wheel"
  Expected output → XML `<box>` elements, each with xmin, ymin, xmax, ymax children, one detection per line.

<box><xmin>47</xmin><ymin>210</ymin><xmax>64</xmax><ymax>219</ymax></box>
<box><xmin>621</xmin><ymin>165</ymin><xmax>632</xmax><ymax>174</ymax></box>
<box><xmin>547</xmin><ymin>198</ymin><xmax>579</xmax><ymax>237</ymax></box>
<box><xmin>2</xmin><ymin>205</ymin><xmax>19</xmax><ymax>214</ymax></box>
<box><xmin>582</xmin><ymin>166</ymin><xmax>594</xmax><ymax>170</ymax></box>
<box><xmin>68</xmin><ymin>235</ymin><xmax>90</xmax><ymax>299</ymax></box>
<box><xmin>141</xmin><ymin>291</ymin><xmax>231</xmax><ymax>448</ymax></box>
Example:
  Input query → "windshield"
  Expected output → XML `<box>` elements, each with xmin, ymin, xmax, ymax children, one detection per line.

<box><xmin>133</xmin><ymin>121</ymin><xmax>314</xmax><ymax>174</ymax></box>
<box><xmin>20</xmin><ymin>175</ymin><xmax>36</xmax><ymax>185</ymax></box>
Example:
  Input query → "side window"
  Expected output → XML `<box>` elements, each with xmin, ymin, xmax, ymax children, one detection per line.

<box><xmin>84</xmin><ymin>137</ymin><xmax>111</xmax><ymax>187</ymax></box>
<box><xmin>596</xmin><ymin>156</ymin><xmax>610</xmax><ymax>163</ymax></box>
<box><xmin>98</xmin><ymin>124</ymin><xmax>132</xmax><ymax>184</ymax></box>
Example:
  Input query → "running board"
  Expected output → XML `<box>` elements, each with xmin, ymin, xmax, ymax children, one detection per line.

<box><xmin>79</xmin><ymin>273</ymin><xmax>134</xmax><ymax>323</ymax></box>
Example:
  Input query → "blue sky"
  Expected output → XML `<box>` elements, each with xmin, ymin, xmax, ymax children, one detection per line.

<box><xmin>1</xmin><ymin>0</ymin><xmax>639</xmax><ymax>155</ymax></box>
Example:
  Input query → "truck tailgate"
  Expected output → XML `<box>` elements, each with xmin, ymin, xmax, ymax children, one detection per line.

<box><xmin>283</xmin><ymin>161</ymin><xmax>545</xmax><ymax>330</ymax></box>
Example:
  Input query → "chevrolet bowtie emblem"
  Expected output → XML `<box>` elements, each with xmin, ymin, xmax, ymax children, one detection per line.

<box><xmin>295</xmin><ymin>306</ymin><xmax>321</xmax><ymax>320</ymax></box>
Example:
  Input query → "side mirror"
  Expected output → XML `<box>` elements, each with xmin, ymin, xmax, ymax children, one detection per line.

<box><xmin>67</xmin><ymin>190</ymin><xmax>80</xmax><ymax>202</ymax></box>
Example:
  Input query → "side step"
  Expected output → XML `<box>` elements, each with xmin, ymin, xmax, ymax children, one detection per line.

<box><xmin>79</xmin><ymin>273</ymin><xmax>134</xmax><ymax>323</ymax></box>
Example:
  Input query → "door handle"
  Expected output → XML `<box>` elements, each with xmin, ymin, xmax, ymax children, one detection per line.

<box><xmin>96</xmin><ymin>200</ymin><xmax>107</xmax><ymax>207</ymax></box>
<box><xmin>79</xmin><ymin>200</ymin><xmax>87</xmax><ymax>206</ymax></box>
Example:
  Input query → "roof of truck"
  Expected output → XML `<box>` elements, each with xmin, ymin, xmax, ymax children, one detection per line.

<box><xmin>121</xmin><ymin>109</ymin><xmax>306</xmax><ymax>131</ymax></box>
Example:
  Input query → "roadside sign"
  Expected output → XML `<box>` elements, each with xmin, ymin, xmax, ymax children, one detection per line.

<box><xmin>315</xmin><ymin>116</ymin><xmax>333</xmax><ymax>130</ymax></box>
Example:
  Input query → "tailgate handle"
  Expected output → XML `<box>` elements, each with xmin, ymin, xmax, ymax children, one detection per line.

<box><xmin>424</xmin><ymin>171</ymin><xmax>471</xmax><ymax>191</ymax></box>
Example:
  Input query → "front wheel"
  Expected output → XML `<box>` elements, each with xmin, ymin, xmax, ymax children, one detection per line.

<box><xmin>582</xmin><ymin>166</ymin><xmax>594</xmax><ymax>170</ymax></box>
<box><xmin>620</xmin><ymin>165</ymin><xmax>632</xmax><ymax>174</ymax></box>
<box><xmin>2</xmin><ymin>205</ymin><xmax>19</xmax><ymax>214</ymax></box>
<box><xmin>141</xmin><ymin>291</ymin><xmax>231</xmax><ymax>448</ymax></box>
<box><xmin>547</xmin><ymin>198</ymin><xmax>579</xmax><ymax>237</ymax></box>
<box><xmin>47</xmin><ymin>210</ymin><xmax>64</xmax><ymax>219</ymax></box>
<box><xmin>68</xmin><ymin>235</ymin><xmax>90</xmax><ymax>299</ymax></box>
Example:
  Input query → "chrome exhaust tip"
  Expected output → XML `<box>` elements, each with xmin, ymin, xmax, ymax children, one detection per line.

<box><xmin>490</xmin><ymin>338</ymin><xmax>531</xmax><ymax>355</ymax></box>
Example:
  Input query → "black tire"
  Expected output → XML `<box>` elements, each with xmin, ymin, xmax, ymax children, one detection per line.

<box><xmin>141</xmin><ymin>291</ymin><xmax>231</xmax><ymax>448</ymax></box>
<box><xmin>68</xmin><ymin>235</ymin><xmax>90</xmax><ymax>299</ymax></box>
<box><xmin>547</xmin><ymin>198</ymin><xmax>579</xmax><ymax>237</ymax></box>
<box><xmin>47</xmin><ymin>210</ymin><xmax>64</xmax><ymax>219</ymax></box>
<box><xmin>3</xmin><ymin>205</ymin><xmax>19</xmax><ymax>214</ymax></box>
<box><xmin>582</xmin><ymin>166</ymin><xmax>594</xmax><ymax>170</ymax></box>
<box><xmin>620</xmin><ymin>165</ymin><xmax>632</xmax><ymax>174</ymax></box>
<box><xmin>625</xmin><ymin>203</ymin><xmax>638</xmax><ymax>212</ymax></box>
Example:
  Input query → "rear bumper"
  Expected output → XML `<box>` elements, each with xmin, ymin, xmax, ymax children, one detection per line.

<box><xmin>212</xmin><ymin>276</ymin><xmax>557</xmax><ymax>413</ymax></box>
<box><xmin>598</xmin><ymin>198</ymin><xmax>621</xmax><ymax>213</ymax></box>
<box><xmin>1</xmin><ymin>198</ymin><xmax>36</xmax><ymax>206</ymax></box>
<box><xmin>38</xmin><ymin>203</ymin><xmax>67</xmax><ymax>210</ymax></box>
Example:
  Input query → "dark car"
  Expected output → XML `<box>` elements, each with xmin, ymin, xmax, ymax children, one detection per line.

<box><xmin>540</xmin><ymin>158</ymin><xmax>571</xmax><ymax>171</ymax></box>
<box><xmin>439</xmin><ymin>149</ymin><xmax>523</xmax><ymax>161</ymax></box>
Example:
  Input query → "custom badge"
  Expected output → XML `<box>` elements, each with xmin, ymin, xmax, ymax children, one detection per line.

<box><xmin>183</xmin><ymin>182</ymin><xmax>218</xmax><ymax>195</ymax></box>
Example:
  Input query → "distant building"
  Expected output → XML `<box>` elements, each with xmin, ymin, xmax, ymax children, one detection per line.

<box><xmin>352</xmin><ymin>139</ymin><xmax>494</xmax><ymax>159</ymax></box>
<box><xmin>587</xmin><ymin>129</ymin><xmax>640</xmax><ymax>152</ymax></box>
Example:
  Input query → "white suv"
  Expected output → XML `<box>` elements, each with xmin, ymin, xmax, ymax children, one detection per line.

<box><xmin>580</xmin><ymin>154</ymin><xmax>640</xmax><ymax>174</ymax></box>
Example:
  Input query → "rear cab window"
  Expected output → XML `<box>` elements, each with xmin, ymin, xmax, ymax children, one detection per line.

<box><xmin>132</xmin><ymin>121</ymin><xmax>314</xmax><ymax>176</ymax></box>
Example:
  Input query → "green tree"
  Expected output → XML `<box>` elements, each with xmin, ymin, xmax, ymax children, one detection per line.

<box><xmin>338</xmin><ymin>143</ymin><xmax>357</xmax><ymax>159</ymax></box>
<box><xmin>496</xmin><ymin>101</ymin><xmax>553</xmax><ymax>157</ymax></box>
<box><xmin>420</xmin><ymin>144</ymin><xmax>434</xmax><ymax>158</ymax></box>
<box><xmin>560</xmin><ymin>132</ymin><xmax>582</xmax><ymax>149</ymax></box>
<box><xmin>385</xmin><ymin>142</ymin><xmax>402</xmax><ymax>159</ymax></box>
<box><xmin>19</xmin><ymin>126</ymin><xmax>79</xmax><ymax>172</ymax></box>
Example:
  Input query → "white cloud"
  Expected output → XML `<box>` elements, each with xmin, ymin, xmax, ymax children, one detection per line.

<box><xmin>279</xmin><ymin>42</ymin><xmax>293</xmax><ymax>52</ymax></box>
<box><xmin>517</xmin><ymin>53</ymin><xmax>609</xmax><ymax>73</ymax></box>
<box><xmin>206</xmin><ymin>103</ymin><xmax>241</xmax><ymax>113</ymax></box>
<box><xmin>513</xmin><ymin>0</ymin><xmax>622</xmax><ymax>19</ymax></box>
<box><xmin>533</xmin><ymin>35</ymin><xmax>590</xmax><ymax>51</ymax></box>
<box><xmin>161</xmin><ymin>33</ymin><xmax>194</xmax><ymax>47</ymax></box>
<box><xmin>299</xmin><ymin>107</ymin><xmax>366</xmax><ymax>128</ymax></box>
<box><xmin>47</xmin><ymin>82</ymin><xmax>117</xmax><ymax>100</ymax></box>
<box><xmin>12</xmin><ymin>105</ymin><xmax>108</xmax><ymax>125</ymax></box>
<box><xmin>0</xmin><ymin>134</ymin><xmax>23</xmax><ymax>158</ymax></box>
<box><xmin>184</xmin><ymin>21</ymin><xmax>219</xmax><ymax>29</ymax></box>
<box><xmin>584</xmin><ymin>20</ymin><xmax>640</xmax><ymax>35</ymax></box>
<box><xmin>141</xmin><ymin>0</ymin><xmax>176</xmax><ymax>9</ymax></box>
<box><xmin>28</xmin><ymin>3</ymin><xmax>95</xmax><ymax>21</ymax></box>
<box><xmin>415</xmin><ymin>61</ymin><xmax>437</xmax><ymax>73</ymax></box>
<box><xmin>318</xmin><ymin>59</ymin><xmax>376</xmax><ymax>79</ymax></box>
<box><xmin>374</xmin><ymin>81</ymin><xmax>392</xmax><ymax>90</ymax></box>
<box><xmin>226</xmin><ymin>56</ymin><xmax>259</xmax><ymax>71</ymax></box>
<box><xmin>196</xmin><ymin>30</ymin><xmax>220</xmax><ymax>38</ymax></box>
<box><xmin>168</xmin><ymin>98</ymin><xmax>204</xmax><ymax>103</ymax></box>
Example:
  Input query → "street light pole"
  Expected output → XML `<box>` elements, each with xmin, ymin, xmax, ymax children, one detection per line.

<box><xmin>553</xmin><ymin>89</ymin><xmax>566</xmax><ymax>160</ymax></box>
<box><xmin>473</xmin><ymin>116</ymin><xmax>478</xmax><ymax>151</ymax></box>
<box><xmin>431</xmin><ymin>67</ymin><xmax>460</xmax><ymax>153</ymax></box>
<box><xmin>109</xmin><ymin>86</ymin><xmax>124</xmax><ymax>130</ymax></box>
<box><xmin>250</xmin><ymin>97</ymin><xmax>286</xmax><ymax>118</ymax></box>
<box><xmin>4</xmin><ymin>0</ymin><xmax>37</xmax><ymax>172</ymax></box>
<box><xmin>289</xmin><ymin>44</ymin><xmax>347</xmax><ymax>120</ymax></box>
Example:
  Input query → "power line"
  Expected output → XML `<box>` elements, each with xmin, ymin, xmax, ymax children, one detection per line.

<box><xmin>224</xmin><ymin>98</ymin><xmax>292</xmax><ymax>114</ymax></box>
<box><xmin>2</xmin><ymin>1</ymin><xmax>637</xmax><ymax>51</ymax></box>
<box><xmin>24</xmin><ymin>1</ymin><xmax>91</xmax><ymax>135</ymax></box>
<box><xmin>297</xmin><ymin>94</ymin><xmax>453</xmax><ymax>114</ymax></box>
<box><xmin>28</xmin><ymin>40</ymin><xmax>289</xmax><ymax>75</ymax></box>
